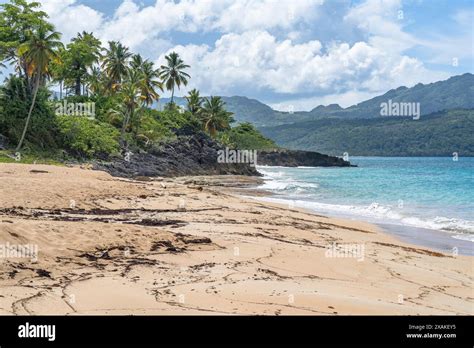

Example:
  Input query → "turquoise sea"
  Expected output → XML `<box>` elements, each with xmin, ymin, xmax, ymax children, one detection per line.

<box><xmin>255</xmin><ymin>157</ymin><xmax>474</xmax><ymax>255</ymax></box>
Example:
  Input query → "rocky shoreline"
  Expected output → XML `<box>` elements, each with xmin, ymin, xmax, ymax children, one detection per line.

<box><xmin>94</xmin><ymin>131</ymin><xmax>352</xmax><ymax>178</ymax></box>
<box><xmin>257</xmin><ymin>149</ymin><xmax>352</xmax><ymax>167</ymax></box>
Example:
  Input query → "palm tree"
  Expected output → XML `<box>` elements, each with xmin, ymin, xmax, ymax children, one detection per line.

<box><xmin>15</xmin><ymin>26</ymin><xmax>62</xmax><ymax>151</ymax></box>
<box><xmin>86</xmin><ymin>66</ymin><xmax>104</xmax><ymax>96</ymax></box>
<box><xmin>101</xmin><ymin>41</ymin><xmax>132</xmax><ymax>92</ymax></box>
<box><xmin>185</xmin><ymin>88</ymin><xmax>202</xmax><ymax>116</ymax></box>
<box><xmin>117</xmin><ymin>68</ymin><xmax>141</xmax><ymax>144</ymax></box>
<box><xmin>159</xmin><ymin>51</ymin><xmax>190</xmax><ymax>104</ymax></box>
<box><xmin>130</xmin><ymin>54</ymin><xmax>144</xmax><ymax>70</ymax></box>
<box><xmin>69</xmin><ymin>31</ymin><xmax>102</xmax><ymax>96</ymax></box>
<box><xmin>200</xmin><ymin>96</ymin><xmax>234</xmax><ymax>137</ymax></box>
<box><xmin>137</xmin><ymin>60</ymin><xmax>163</xmax><ymax>106</ymax></box>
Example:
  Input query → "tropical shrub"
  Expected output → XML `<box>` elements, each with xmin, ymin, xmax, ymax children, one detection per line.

<box><xmin>224</xmin><ymin>122</ymin><xmax>277</xmax><ymax>150</ymax></box>
<box><xmin>56</xmin><ymin>115</ymin><xmax>120</xmax><ymax>158</ymax></box>
<box><xmin>0</xmin><ymin>76</ymin><xmax>60</xmax><ymax>150</ymax></box>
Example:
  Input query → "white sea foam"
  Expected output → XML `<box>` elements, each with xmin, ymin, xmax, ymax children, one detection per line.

<box><xmin>251</xmin><ymin>196</ymin><xmax>474</xmax><ymax>241</ymax></box>
<box><xmin>452</xmin><ymin>234</ymin><xmax>474</xmax><ymax>242</ymax></box>
<box><xmin>255</xmin><ymin>165</ymin><xmax>474</xmax><ymax>242</ymax></box>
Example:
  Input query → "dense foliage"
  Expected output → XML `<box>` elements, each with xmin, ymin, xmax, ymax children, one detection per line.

<box><xmin>0</xmin><ymin>76</ymin><xmax>60</xmax><ymax>150</ymax></box>
<box><xmin>222</xmin><ymin>122</ymin><xmax>277</xmax><ymax>150</ymax></box>
<box><xmin>56</xmin><ymin>115</ymin><xmax>119</xmax><ymax>158</ymax></box>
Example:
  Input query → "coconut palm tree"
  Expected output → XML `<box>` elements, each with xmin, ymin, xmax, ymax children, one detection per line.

<box><xmin>101</xmin><ymin>41</ymin><xmax>132</xmax><ymax>92</ymax></box>
<box><xmin>130</xmin><ymin>54</ymin><xmax>144</xmax><ymax>70</ymax></box>
<box><xmin>200</xmin><ymin>96</ymin><xmax>234</xmax><ymax>137</ymax></box>
<box><xmin>86</xmin><ymin>66</ymin><xmax>105</xmax><ymax>96</ymax></box>
<box><xmin>137</xmin><ymin>60</ymin><xmax>163</xmax><ymax>106</ymax></box>
<box><xmin>15</xmin><ymin>26</ymin><xmax>62</xmax><ymax>151</ymax></box>
<box><xmin>116</xmin><ymin>68</ymin><xmax>142</xmax><ymax>144</ymax></box>
<box><xmin>185</xmin><ymin>88</ymin><xmax>202</xmax><ymax>116</ymax></box>
<box><xmin>159</xmin><ymin>51</ymin><xmax>190</xmax><ymax>104</ymax></box>
<box><xmin>69</xmin><ymin>31</ymin><xmax>102</xmax><ymax>96</ymax></box>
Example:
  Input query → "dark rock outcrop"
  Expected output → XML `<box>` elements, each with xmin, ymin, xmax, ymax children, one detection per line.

<box><xmin>94</xmin><ymin>128</ymin><xmax>353</xmax><ymax>179</ymax></box>
<box><xmin>257</xmin><ymin>149</ymin><xmax>352</xmax><ymax>167</ymax></box>
<box><xmin>94</xmin><ymin>131</ymin><xmax>260</xmax><ymax>178</ymax></box>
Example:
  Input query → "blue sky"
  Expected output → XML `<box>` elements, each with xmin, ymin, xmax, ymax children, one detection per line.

<box><xmin>1</xmin><ymin>0</ymin><xmax>473</xmax><ymax>110</ymax></box>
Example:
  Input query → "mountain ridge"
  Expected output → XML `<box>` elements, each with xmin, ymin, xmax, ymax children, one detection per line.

<box><xmin>158</xmin><ymin>73</ymin><xmax>474</xmax><ymax>128</ymax></box>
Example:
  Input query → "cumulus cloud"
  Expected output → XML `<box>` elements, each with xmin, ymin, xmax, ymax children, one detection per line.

<box><xmin>157</xmin><ymin>30</ymin><xmax>446</xmax><ymax>101</ymax></box>
<box><xmin>39</xmin><ymin>0</ymin><xmax>103</xmax><ymax>42</ymax></box>
<box><xmin>20</xmin><ymin>0</ymin><xmax>468</xmax><ymax>110</ymax></box>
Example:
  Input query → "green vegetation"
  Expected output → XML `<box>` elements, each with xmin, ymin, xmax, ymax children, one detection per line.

<box><xmin>56</xmin><ymin>115</ymin><xmax>120</xmax><ymax>158</ymax></box>
<box><xmin>0</xmin><ymin>0</ymin><xmax>273</xmax><ymax>164</ymax></box>
<box><xmin>0</xmin><ymin>149</ymin><xmax>63</xmax><ymax>164</ymax></box>
<box><xmin>222</xmin><ymin>122</ymin><xmax>277</xmax><ymax>150</ymax></box>
<box><xmin>52</xmin><ymin>31</ymin><xmax>102</xmax><ymax>97</ymax></box>
<box><xmin>261</xmin><ymin>109</ymin><xmax>474</xmax><ymax>156</ymax></box>
<box><xmin>0</xmin><ymin>75</ymin><xmax>60</xmax><ymax>150</ymax></box>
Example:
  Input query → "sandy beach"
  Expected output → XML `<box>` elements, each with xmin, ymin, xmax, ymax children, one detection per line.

<box><xmin>0</xmin><ymin>163</ymin><xmax>472</xmax><ymax>315</ymax></box>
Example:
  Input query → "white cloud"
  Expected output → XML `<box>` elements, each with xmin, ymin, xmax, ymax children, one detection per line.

<box><xmin>90</xmin><ymin>0</ymin><xmax>325</xmax><ymax>58</ymax></box>
<box><xmin>157</xmin><ymin>29</ymin><xmax>446</xmax><ymax>103</ymax></box>
<box><xmin>39</xmin><ymin>0</ymin><xmax>103</xmax><ymax>42</ymax></box>
<box><xmin>213</xmin><ymin>0</ymin><xmax>322</xmax><ymax>32</ymax></box>
<box><xmin>344</xmin><ymin>0</ymin><xmax>416</xmax><ymax>54</ymax></box>
<box><xmin>25</xmin><ymin>0</ymin><xmax>466</xmax><ymax>109</ymax></box>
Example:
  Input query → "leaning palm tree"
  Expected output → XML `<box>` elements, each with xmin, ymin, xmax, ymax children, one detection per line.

<box><xmin>15</xmin><ymin>26</ymin><xmax>62</xmax><ymax>151</ymax></box>
<box><xmin>159</xmin><ymin>51</ymin><xmax>190</xmax><ymax>104</ymax></box>
<box><xmin>101</xmin><ymin>41</ymin><xmax>132</xmax><ymax>92</ymax></box>
<box><xmin>185</xmin><ymin>88</ymin><xmax>202</xmax><ymax>116</ymax></box>
<box><xmin>199</xmin><ymin>96</ymin><xmax>234</xmax><ymax>137</ymax></box>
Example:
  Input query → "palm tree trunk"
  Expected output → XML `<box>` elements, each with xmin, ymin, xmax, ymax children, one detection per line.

<box><xmin>75</xmin><ymin>76</ymin><xmax>81</xmax><ymax>96</ymax></box>
<box><xmin>120</xmin><ymin>106</ymin><xmax>133</xmax><ymax>147</ymax></box>
<box><xmin>16</xmin><ymin>71</ymin><xmax>40</xmax><ymax>152</ymax></box>
<box><xmin>120</xmin><ymin>112</ymin><xmax>128</xmax><ymax>142</ymax></box>
<box><xmin>171</xmin><ymin>85</ymin><xmax>175</xmax><ymax>104</ymax></box>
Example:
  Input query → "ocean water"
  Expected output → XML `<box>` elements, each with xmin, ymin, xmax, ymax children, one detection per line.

<box><xmin>254</xmin><ymin>157</ymin><xmax>474</xmax><ymax>253</ymax></box>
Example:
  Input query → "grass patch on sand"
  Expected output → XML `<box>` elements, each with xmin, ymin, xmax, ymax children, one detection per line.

<box><xmin>0</xmin><ymin>150</ymin><xmax>65</xmax><ymax>166</ymax></box>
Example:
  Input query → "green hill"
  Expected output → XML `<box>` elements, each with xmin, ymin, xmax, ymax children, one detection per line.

<box><xmin>160</xmin><ymin>73</ymin><xmax>474</xmax><ymax>127</ymax></box>
<box><xmin>157</xmin><ymin>74</ymin><xmax>474</xmax><ymax>156</ymax></box>
<box><xmin>260</xmin><ymin>109</ymin><xmax>474</xmax><ymax>156</ymax></box>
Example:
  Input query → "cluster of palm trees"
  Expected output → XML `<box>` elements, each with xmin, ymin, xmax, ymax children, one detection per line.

<box><xmin>53</xmin><ymin>37</ymin><xmax>193</xmax><ymax>145</ymax></box>
<box><xmin>185</xmin><ymin>89</ymin><xmax>234</xmax><ymax>137</ymax></box>
<box><xmin>1</xmin><ymin>0</ymin><xmax>235</xmax><ymax>153</ymax></box>
<box><xmin>5</xmin><ymin>28</ymin><xmax>191</xmax><ymax>149</ymax></box>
